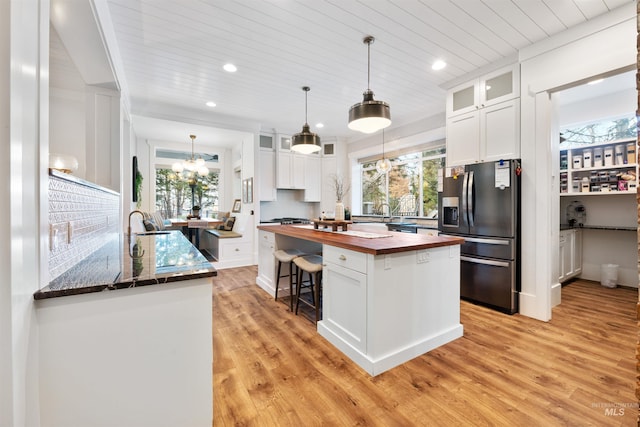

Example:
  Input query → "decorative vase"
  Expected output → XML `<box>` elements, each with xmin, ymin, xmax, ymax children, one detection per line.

<box><xmin>335</xmin><ymin>201</ymin><xmax>345</xmax><ymax>221</ymax></box>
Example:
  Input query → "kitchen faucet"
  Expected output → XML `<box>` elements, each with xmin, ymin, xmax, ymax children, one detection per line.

<box><xmin>380</xmin><ymin>203</ymin><xmax>392</xmax><ymax>222</ymax></box>
<box><xmin>128</xmin><ymin>210</ymin><xmax>144</xmax><ymax>239</ymax></box>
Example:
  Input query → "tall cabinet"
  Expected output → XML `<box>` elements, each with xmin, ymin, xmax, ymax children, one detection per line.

<box><xmin>258</xmin><ymin>132</ymin><xmax>326</xmax><ymax>204</ymax></box>
<box><xmin>446</xmin><ymin>64</ymin><xmax>520</xmax><ymax>167</ymax></box>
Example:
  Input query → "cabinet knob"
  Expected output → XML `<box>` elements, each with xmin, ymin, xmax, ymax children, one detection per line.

<box><xmin>339</xmin><ymin>255</ymin><xmax>347</xmax><ymax>261</ymax></box>
<box><xmin>235</xmin><ymin>248</ymin><xmax>239</xmax><ymax>251</ymax></box>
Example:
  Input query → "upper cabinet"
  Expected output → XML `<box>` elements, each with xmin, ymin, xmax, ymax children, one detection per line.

<box><xmin>446</xmin><ymin>65</ymin><xmax>520</xmax><ymax>116</ymax></box>
<box><xmin>446</xmin><ymin>64</ymin><xmax>521</xmax><ymax>167</ymax></box>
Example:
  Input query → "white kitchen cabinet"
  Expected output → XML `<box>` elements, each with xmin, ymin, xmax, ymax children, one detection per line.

<box><xmin>446</xmin><ymin>111</ymin><xmax>480</xmax><ymax>166</ymax></box>
<box><xmin>447</xmin><ymin>98</ymin><xmax>520</xmax><ymax>167</ymax></box>
<box><xmin>559</xmin><ymin>228</ymin><xmax>582</xmax><ymax>282</ymax></box>
<box><xmin>559</xmin><ymin>138</ymin><xmax>637</xmax><ymax>195</ymax></box>
<box><xmin>304</xmin><ymin>155</ymin><xmax>321</xmax><ymax>202</ymax></box>
<box><xmin>276</xmin><ymin>134</ymin><xmax>305</xmax><ymax>189</ymax></box>
<box><xmin>259</xmin><ymin>133</ymin><xmax>274</xmax><ymax>149</ymax></box>
<box><xmin>257</xmin><ymin>230</ymin><xmax>275</xmax><ymax>289</ymax></box>
<box><xmin>276</xmin><ymin>151</ymin><xmax>305</xmax><ymax>189</ymax></box>
<box><xmin>447</xmin><ymin>64</ymin><xmax>520</xmax><ymax>116</ymax></box>
<box><xmin>259</xmin><ymin>149</ymin><xmax>276</xmax><ymax>201</ymax></box>
<box><xmin>322</xmin><ymin>246</ymin><xmax>368</xmax><ymax>353</ymax></box>
<box><xmin>446</xmin><ymin>64</ymin><xmax>520</xmax><ymax>167</ymax></box>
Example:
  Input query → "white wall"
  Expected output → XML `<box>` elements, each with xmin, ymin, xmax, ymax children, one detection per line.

<box><xmin>1</xmin><ymin>0</ymin><xmax>49</xmax><ymax>425</ymax></box>
<box><xmin>49</xmin><ymin>88</ymin><xmax>86</xmax><ymax>176</ymax></box>
<box><xmin>519</xmin><ymin>3</ymin><xmax>636</xmax><ymax>320</ymax></box>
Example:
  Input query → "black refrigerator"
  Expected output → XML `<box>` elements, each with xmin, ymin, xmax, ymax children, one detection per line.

<box><xmin>438</xmin><ymin>160</ymin><xmax>521</xmax><ymax>314</ymax></box>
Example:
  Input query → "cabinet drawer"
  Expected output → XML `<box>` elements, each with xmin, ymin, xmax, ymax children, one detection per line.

<box><xmin>323</xmin><ymin>245</ymin><xmax>367</xmax><ymax>273</ymax></box>
<box><xmin>259</xmin><ymin>230</ymin><xmax>275</xmax><ymax>245</ymax></box>
<box><xmin>220</xmin><ymin>241</ymin><xmax>252</xmax><ymax>260</ymax></box>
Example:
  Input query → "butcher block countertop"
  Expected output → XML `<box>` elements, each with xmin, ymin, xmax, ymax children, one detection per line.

<box><xmin>257</xmin><ymin>223</ymin><xmax>463</xmax><ymax>255</ymax></box>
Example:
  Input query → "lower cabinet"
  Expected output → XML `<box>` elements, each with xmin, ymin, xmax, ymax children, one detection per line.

<box><xmin>257</xmin><ymin>230</ymin><xmax>275</xmax><ymax>290</ymax></box>
<box><xmin>322</xmin><ymin>245</ymin><xmax>367</xmax><ymax>352</ymax></box>
<box><xmin>559</xmin><ymin>228</ymin><xmax>582</xmax><ymax>282</ymax></box>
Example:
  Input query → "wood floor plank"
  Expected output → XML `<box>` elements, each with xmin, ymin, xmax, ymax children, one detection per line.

<box><xmin>213</xmin><ymin>268</ymin><xmax>638</xmax><ymax>426</ymax></box>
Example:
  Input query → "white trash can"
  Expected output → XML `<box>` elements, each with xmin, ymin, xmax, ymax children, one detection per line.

<box><xmin>600</xmin><ymin>264</ymin><xmax>619</xmax><ymax>288</ymax></box>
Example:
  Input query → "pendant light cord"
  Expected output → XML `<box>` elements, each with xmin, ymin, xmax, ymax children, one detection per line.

<box><xmin>302</xmin><ymin>86</ymin><xmax>310</xmax><ymax>125</ymax></box>
<box><xmin>363</xmin><ymin>35</ymin><xmax>374</xmax><ymax>91</ymax></box>
<box><xmin>305</xmin><ymin>89</ymin><xmax>308</xmax><ymax>125</ymax></box>
<box><xmin>381</xmin><ymin>129</ymin><xmax>385</xmax><ymax>159</ymax></box>
<box><xmin>367</xmin><ymin>39</ymin><xmax>371</xmax><ymax>90</ymax></box>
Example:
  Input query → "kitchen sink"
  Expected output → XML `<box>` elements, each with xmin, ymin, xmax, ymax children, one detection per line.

<box><xmin>385</xmin><ymin>223</ymin><xmax>418</xmax><ymax>233</ymax></box>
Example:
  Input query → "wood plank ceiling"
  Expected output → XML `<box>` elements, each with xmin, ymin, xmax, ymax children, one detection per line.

<box><xmin>103</xmin><ymin>0</ymin><xmax>632</xmax><ymax>144</ymax></box>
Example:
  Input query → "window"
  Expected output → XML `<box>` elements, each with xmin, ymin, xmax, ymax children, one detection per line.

<box><xmin>155</xmin><ymin>168</ymin><xmax>219</xmax><ymax>218</ymax></box>
<box><xmin>361</xmin><ymin>146</ymin><xmax>445</xmax><ymax>217</ymax></box>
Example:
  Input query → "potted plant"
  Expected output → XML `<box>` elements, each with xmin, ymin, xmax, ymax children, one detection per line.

<box><xmin>330</xmin><ymin>174</ymin><xmax>350</xmax><ymax>221</ymax></box>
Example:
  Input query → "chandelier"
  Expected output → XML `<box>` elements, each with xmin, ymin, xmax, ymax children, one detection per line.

<box><xmin>172</xmin><ymin>134</ymin><xmax>209</xmax><ymax>177</ymax></box>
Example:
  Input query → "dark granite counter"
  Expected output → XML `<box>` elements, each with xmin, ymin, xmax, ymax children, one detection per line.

<box><xmin>35</xmin><ymin>230</ymin><xmax>216</xmax><ymax>300</ymax></box>
<box><xmin>560</xmin><ymin>224</ymin><xmax>636</xmax><ymax>232</ymax></box>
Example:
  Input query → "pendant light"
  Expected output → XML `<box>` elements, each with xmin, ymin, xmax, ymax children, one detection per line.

<box><xmin>172</xmin><ymin>134</ymin><xmax>209</xmax><ymax>177</ymax></box>
<box><xmin>291</xmin><ymin>86</ymin><xmax>321</xmax><ymax>154</ymax></box>
<box><xmin>348</xmin><ymin>35</ymin><xmax>391</xmax><ymax>134</ymax></box>
<box><xmin>376</xmin><ymin>129</ymin><xmax>392</xmax><ymax>174</ymax></box>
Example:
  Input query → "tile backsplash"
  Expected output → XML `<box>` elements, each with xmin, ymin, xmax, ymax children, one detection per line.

<box><xmin>48</xmin><ymin>170</ymin><xmax>120</xmax><ymax>281</ymax></box>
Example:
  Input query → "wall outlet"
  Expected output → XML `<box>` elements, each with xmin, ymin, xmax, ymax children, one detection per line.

<box><xmin>384</xmin><ymin>254</ymin><xmax>391</xmax><ymax>270</ymax></box>
<box><xmin>49</xmin><ymin>223</ymin><xmax>68</xmax><ymax>251</ymax></box>
<box><xmin>417</xmin><ymin>250</ymin><xmax>429</xmax><ymax>264</ymax></box>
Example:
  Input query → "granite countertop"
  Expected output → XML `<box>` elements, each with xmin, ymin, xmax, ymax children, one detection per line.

<box><xmin>35</xmin><ymin>230</ymin><xmax>216</xmax><ymax>300</ymax></box>
<box><xmin>560</xmin><ymin>224</ymin><xmax>636</xmax><ymax>231</ymax></box>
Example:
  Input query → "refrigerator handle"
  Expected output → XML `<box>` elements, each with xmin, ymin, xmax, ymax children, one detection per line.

<box><xmin>461</xmin><ymin>171</ymin><xmax>469</xmax><ymax>225</ymax></box>
<box><xmin>468</xmin><ymin>170</ymin><xmax>474</xmax><ymax>227</ymax></box>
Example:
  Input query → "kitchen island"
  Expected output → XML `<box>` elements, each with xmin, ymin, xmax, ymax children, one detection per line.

<box><xmin>35</xmin><ymin>231</ymin><xmax>215</xmax><ymax>427</ymax></box>
<box><xmin>256</xmin><ymin>224</ymin><xmax>464</xmax><ymax>376</ymax></box>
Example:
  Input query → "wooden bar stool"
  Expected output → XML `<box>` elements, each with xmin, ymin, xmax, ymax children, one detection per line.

<box><xmin>293</xmin><ymin>254</ymin><xmax>323</xmax><ymax>323</ymax></box>
<box><xmin>274</xmin><ymin>248</ymin><xmax>304</xmax><ymax>311</ymax></box>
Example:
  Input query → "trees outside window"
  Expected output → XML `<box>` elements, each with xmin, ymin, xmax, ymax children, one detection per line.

<box><xmin>155</xmin><ymin>168</ymin><xmax>219</xmax><ymax>218</ymax></box>
<box><xmin>361</xmin><ymin>146</ymin><xmax>444</xmax><ymax>218</ymax></box>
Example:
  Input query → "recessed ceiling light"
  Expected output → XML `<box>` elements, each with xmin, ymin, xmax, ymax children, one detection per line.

<box><xmin>205</xmin><ymin>101</ymin><xmax>216</xmax><ymax>107</ymax></box>
<box><xmin>223</xmin><ymin>63</ymin><xmax>237</xmax><ymax>73</ymax></box>
<box><xmin>431</xmin><ymin>60</ymin><xmax>446</xmax><ymax>71</ymax></box>
<box><xmin>315</xmin><ymin>123</ymin><xmax>324</xmax><ymax>128</ymax></box>
<box><xmin>587</xmin><ymin>78</ymin><xmax>603</xmax><ymax>85</ymax></box>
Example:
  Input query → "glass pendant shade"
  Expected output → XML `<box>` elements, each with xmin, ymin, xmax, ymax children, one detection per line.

<box><xmin>376</xmin><ymin>158</ymin><xmax>392</xmax><ymax>174</ymax></box>
<box><xmin>376</xmin><ymin>128</ymin><xmax>391</xmax><ymax>173</ymax></box>
<box><xmin>348</xmin><ymin>36</ymin><xmax>391</xmax><ymax>134</ymax></box>
<box><xmin>291</xmin><ymin>86</ymin><xmax>321</xmax><ymax>154</ymax></box>
<box><xmin>172</xmin><ymin>162</ymin><xmax>184</xmax><ymax>173</ymax></box>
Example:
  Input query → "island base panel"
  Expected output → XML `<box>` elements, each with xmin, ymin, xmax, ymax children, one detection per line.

<box><xmin>318</xmin><ymin>322</ymin><xmax>463</xmax><ymax>376</ymax></box>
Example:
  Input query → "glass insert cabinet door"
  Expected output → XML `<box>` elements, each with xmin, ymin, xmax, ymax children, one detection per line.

<box><xmin>483</xmin><ymin>71</ymin><xmax>513</xmax><ymax>103</ymax></box>
<box><xmin>447</xmin><ymin>65</ymin><xmax>519</xmax><ymax>116</ymax></box>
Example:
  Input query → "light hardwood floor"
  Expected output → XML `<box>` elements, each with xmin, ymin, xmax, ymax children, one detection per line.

<box><xmin>213</xmin><ymin>266</ymin><xmax>637</xmax><ymax>426</ymax></box>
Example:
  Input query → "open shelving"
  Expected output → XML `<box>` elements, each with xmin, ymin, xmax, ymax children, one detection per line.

<box><xmin>559</xmin><ymin>137</ymin><xmax>637</xmax><ymax>196</ymax></box>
